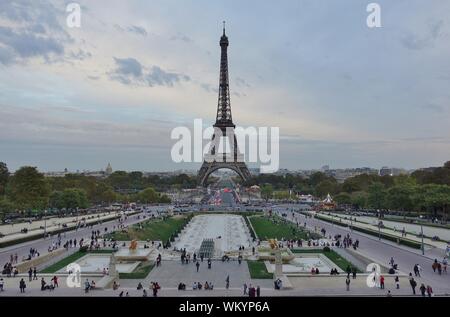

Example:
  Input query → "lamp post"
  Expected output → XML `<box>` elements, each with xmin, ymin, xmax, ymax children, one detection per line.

<box><xmin>44</xmin><ymin>209</ymin><xmax>47</xmax><ymax>239</ymax></box>
<box><xmin>421</xmin><ymin>224</ymin><xmax>425</xmax><ymax>256</ymax></box>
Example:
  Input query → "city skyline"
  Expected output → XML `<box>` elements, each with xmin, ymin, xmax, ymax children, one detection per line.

<box><xmin>1</xmin><ymin>0</ymin><xmax>450</xmax><ymax>172</ymax></box>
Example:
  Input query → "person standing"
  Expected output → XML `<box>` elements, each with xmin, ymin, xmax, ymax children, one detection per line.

<box><xmin>196</xmin><ymin>261</ymin><xmax>200</xmax><ymax>272</ymax></box>
<box><xmin>208</xmin><ymin>258</ymin><xmax>212</xmax><ymax>269</ymax></box>
<box><xmin>28</xmin><ymin>268</ymin><xmax>33</xmax><ymax>282</ymax></box>
<box><xmin>33</xmin><ymin>267</ymin><xmax>37</xmax><ymax>280</ymax></box>
<box><xmin>0</xmin><ymin>278</ymin><xmax>4</xmax><ymax>292</ymax></box>
<box><xmin>225</xmin><ymin>275</ymin><xmax>230</xmax><ymax>289</ymax></box>
<box><xmin>345</xmin><ymin>277</ymin><xmax>350</xmax><ymax>291</ymax></box>
<box><xmin>256</xmin><ymin>285</ymin><xmax>261</xmax><ymax>297</ymax></box>
<box><xmin>243</xmin><ymin>283</ymin><xmax>248</xmax><ymax>295</ymax></box>
<box><xmin>380</xmin><ymin>275</ymin><xmax>385</xmax><ymax>289</ymax></box>
<box><xmin>19</xmin><ymin>278</ymin><xmax>26</xmax><ymax>293</ymax></box>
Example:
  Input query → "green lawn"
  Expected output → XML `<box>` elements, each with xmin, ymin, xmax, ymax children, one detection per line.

<box><xmin>119</xmin><ymin>261</ymin><xmax>154</xmax><ymax>279</ymax></box>
<box><xmin>40</xmin><ymin>249</ymin><xmax>115</xmax><ymax>273</ymax></box>
<box><xmin>247</xmin><ymin>260</ymin><xmax>273</xmax><ymax>279</ymax></box>
<box><xmin>249</xmin><ymin>215</ymin><xmax>311</xmax><ymax>240</ymax></box>
<box><xmin>291</xmin><ymin>248</ymin><xmax>362</xmax><ymax>273</ymax></box>
<box><xmin>106</xmin><ymin>215</ymin><xmax>189</xmax><ymax>243</ymax></box>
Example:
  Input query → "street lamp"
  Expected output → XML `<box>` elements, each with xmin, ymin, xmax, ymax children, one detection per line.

<box><xmin>44</xmin><ymin>209</ymin><xmax>47</xmax><ymax>239</ymax></box>
<box><xmin>420</xmin><ymin>224</ymin><xmax>425</xmax><ymax>256</ymax></box>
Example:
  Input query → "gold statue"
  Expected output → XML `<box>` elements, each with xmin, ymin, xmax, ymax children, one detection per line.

<box><xmin>268</xmin><ymin>239</ymin><xmax>279</xmax><ymax>250</ymax></box>
<box><xmin>129</xmin><ymin>239</ymin><xmax>138</xmax><ymax>250</ymax></box>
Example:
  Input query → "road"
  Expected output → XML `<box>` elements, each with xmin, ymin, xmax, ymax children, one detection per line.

<box><xmin>272</xmin><ymin>205</ymin><xmax>450</xmax><ymax>295</ymax></box>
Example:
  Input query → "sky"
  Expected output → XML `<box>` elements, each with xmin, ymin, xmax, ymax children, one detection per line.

<box><xmin>0</xmin><ymin>0</ymin><xmax>450</xmax><ymax>172</ymax></box>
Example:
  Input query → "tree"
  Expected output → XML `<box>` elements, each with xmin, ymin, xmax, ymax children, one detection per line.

<box><xmin>416</xmin><ymin>184</ymin><xmax>450</xmax><ymax>221</ymax></box>
<box><xmin>158</xmin><ymin>194</ymin><xmax>172</xmax><ymax>203</ymax></box>
<box><xmin>386</xmin><ymin>185</ymin><xmax>416</xmax><ymax>211</ymax></box>
<box><xmin>0</xmin><ymin>162</ymin><xmax>9</xmax><ymax>196</ymax></box>
<box><xmin>334</xmin><ymin>192</ymin><xmax>352</xmax><ymax>205</ymax></box>
<box><xmin>315</xmin><ymin>180</ymin><xmax>340</xmax><ymax>197</ymax></box>
<box><xmin>101</xmin><ymin>189</ymin><xmax>117</xmax><ymax>205</ymax></box>
<box><xmin>367</xmin><ymin>182</ymin><xmax>387</xmax><ymax>211</ymax></box>
<box><xmin>138</xmin><ymin>187</ymin><xmax>159</xmax><ymax>203</ymax></box>
<box><xmin>0</xmin><ymin>198</ymin><xmax>15</xmax><ymax>220</ymax></box>
<box><xmin>351</xmin><ymin>191</ymin><xmax>368</xmax><ymax>209</ymax></box>
<box><xmin>49</xmin><ymin>189</ymin><xmax>89</xmax><ymax>210</ymax></box>
<box><xmin>49</xmin><ymin>191</ymin><xmax>65</xmax><ymax>210</ymax></box>
<box><xmin>260</xmin><ymin>184</ymin><xmax>273</xmax><ymax>201</ymax></box>
<box><xmin>6</xmin><ymin>166</ymin><xmax>50</xmax><ymax>211</ymax></box>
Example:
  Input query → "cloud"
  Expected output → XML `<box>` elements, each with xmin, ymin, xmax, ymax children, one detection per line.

<box><xmin>421</xmin><ymin>103</ymin><xmax>445</xmax><ymax>113</ymax></box>
<box><xmin>234</xmin><ymin>77</ymin><xmax>251</xmax><ymax>88</ymax></box>
<box><xmin>0</xmin><ymin>26</ymin><xmax>64</xmax><ymax>63</ymax></box>
<box><xmin>69</xmin><ymin>49</ymin><xmax>92</xmax><ymax>61</ymax></box>
<box><xmin>109</xmin><ymin>57</ymin><xmax>190</xmax><ymax>87</ymax></box>
<box><xmin>170</xmin><ymin>33</ymin><xmax>193</xmax><ymax>43</ymax></box>
<box><xmin>114</xmin><ymin>24</ymin><xmax>148</xmax><ymax>36</ymax></box>
<box><xmin>401</xmin><ymin>19</ymin><xmax>445</xmax><ymax>50</ymax></box>
<box><xmin>0</xmin><ymin>1</ymin><xmax>74</xmax><ymax>65</ymax></box>
<box><xmin>200</xmin><ymin>83</ymin><xmax>219</xmax><ymax>93</ymax></box>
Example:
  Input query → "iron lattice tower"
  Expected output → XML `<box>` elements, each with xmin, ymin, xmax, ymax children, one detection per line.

<box><xmin>198</xmin><ymin>22</ymin><xmax>251</xmax><ymax>186</ymax></box>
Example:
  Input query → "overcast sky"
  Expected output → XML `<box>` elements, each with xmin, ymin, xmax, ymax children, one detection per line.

<box><xmin>0</xmin><ymin>0</ymin><xmax>449</xmax><ymax>172</ymax></box>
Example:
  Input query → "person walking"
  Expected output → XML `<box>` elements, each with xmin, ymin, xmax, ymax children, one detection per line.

<box><xmin>196</xmin><ymin>261</ymin><xmax>200</xmax><ymax>272</ymax></box>
<box><xmin>19</xmin><ymin>278</ymin><xmax>26</xmax><ymax>293</ymax></box>
<box><xmin>28</xmin><ymin>268</ymin><xmax>33</xmax><ymax>282</ymax></box>
<box><xmin>0</xmin><ymin>278</ymin><xmax>4</xmax><ymax>292</ymax></box>
<box><xmin>208</xmin><ymin>258</ymin><xmax>212</xmax><ymax>269</ymax></box>
<box><xmin>380</xmin><ymin>275</ymin><xmax>385</xmax><ymax>289</ymax></box>
<box><xmin>84</xmin><ymin>279</ymin><xmax>90</xmax><ymax>293</ymax></box>
<box><xmin>256</xmin><ymin>285</ymin><xmax>261</xmax><ymax>297</ymax></box>
<box><xmin>345</xmin><ymin>277</ymin><xmax>350</xmax><ymax>291</ymax></box>
<box><xmin>51</xmin><ymin>276</ymin><xmax>59</xmax><ymax>288</ymax></box>
<box><xmin>426</xmin><ymin>285</ymin><xmax>433</xmax><ymax>297</ymax></box>
<box><xmin>409</xmin><ymin>277</ymin><xmax>417</xmax><ymax>295</ymax></box>
<box><xmin>413</xmin><ymin>264</ymin><xmax>420</xmax><ymax>277</ymax></box>
<box><xmin>395</xmin><ymin>276</ymin><xmax>400</xmax><ymax>289</ymax></box>
<box><xmin>243</xmin><ymin>283</ymin><xmax>248</xmax><ymax>295</ymax></box>
<box><xmin>226</xmin><ymin>275</ymin><xmax>230</xmax><ymax>289</ymax></box>
<box><xmin>33</xmin><ymin>267</ymin><xmax>37</xmax><ymax>280</ymax></box>
<box><xmin>419</xmin><ymin>283</ymin><xmax>426</xmax><ymax>297</ymax></box>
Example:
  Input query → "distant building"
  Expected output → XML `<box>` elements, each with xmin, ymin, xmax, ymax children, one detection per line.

<box><xmin>105</xmin><ymin>163</ymin><xmax>113</xmax><ymax>175</ymax></box>
<box><xmin>379</xmin><ymin>166</ymin><xmax>392</xmax><ymax>177</ymax></box>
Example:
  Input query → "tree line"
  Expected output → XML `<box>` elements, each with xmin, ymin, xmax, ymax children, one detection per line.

<box><xmin>0</xmin><ymin>163</ymin><xmax>174</xmax><ymax>218</ymax></box>
<box><xmin>244</xmin><ymin>161</ymin><xmax>450</xmax><ymax>220</ymax></box>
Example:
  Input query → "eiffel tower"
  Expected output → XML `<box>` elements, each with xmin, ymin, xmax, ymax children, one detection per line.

<box><xmin>198</xmin><ymin>22</ymin><xmax>251</xmax><ymax>186</ymax></box>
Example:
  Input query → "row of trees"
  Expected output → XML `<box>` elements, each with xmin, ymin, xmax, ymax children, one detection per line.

<box><xmin>248</xmin><ymin>161</ymin><xmax>450</xmax><ymax>220</ymax></box>
<box><xmin>0</xmin><ymin>163</ymin><xmax>172</xmax><ymax>218</ymax></box>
